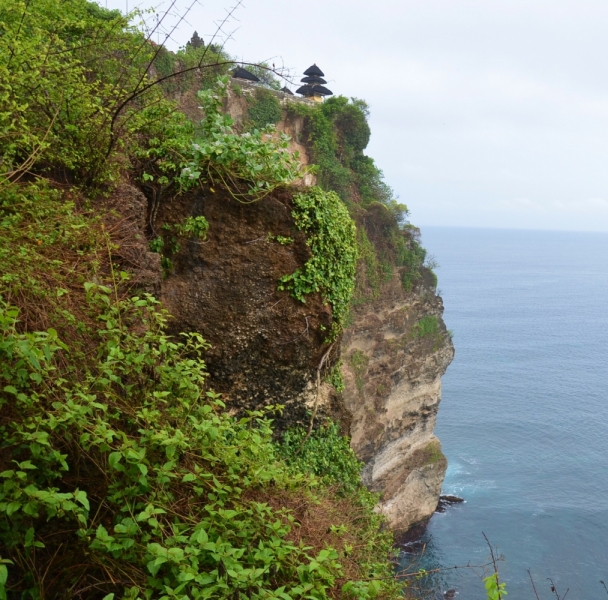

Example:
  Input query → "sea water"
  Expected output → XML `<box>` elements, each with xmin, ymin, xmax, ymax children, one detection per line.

<box><xmin>401</xmin><ymin>227</ymin><xmax>608</xmax><ymax>599</ymax></box>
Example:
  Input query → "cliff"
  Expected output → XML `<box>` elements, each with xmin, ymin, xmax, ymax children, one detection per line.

<box><xmin>159</xmin><ymin>79</ymin><xmax>455</xmax><ymax>533</ymax></box>
<box><xmin>0</xmin><ymin>4</ymin><xmax>449</xmax><ymax>594</ymax></box>
<box><xmin>342</xmin><ymin>269</ymin><xmax>454</xmax><ymax>535</ymax></box>
<box><xmin>155</xmin><ymin>185</ymin><xmax>348</xmax><ymax>433</ymax></box>
<box><xmin>136</xmin><ymin>182</ymin><xmax>454</xmax><ymax>538</ymax></box>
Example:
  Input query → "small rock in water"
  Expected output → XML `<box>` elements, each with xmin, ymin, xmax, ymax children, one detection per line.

<box><xmin>436</xmin><ymin>495</ymin><xmax>465</xmax><ymax>512</ymax></box>
<box><xmin>443</xmin><ymin>589</ymin><xmax>458</xmax><ymax>599</ymax></box>
<box><xmin>441</xmin><ymin>495</ymin><xmax>465</xmax><ymax>503</ymax></box>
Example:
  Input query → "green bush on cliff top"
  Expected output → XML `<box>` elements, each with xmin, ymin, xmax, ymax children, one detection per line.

<box><xmin>288</xmin><ymin>96</ymin><xmax>434</xmax><ymax>300</ymax></box>
<box><xmin>176</xmin><ymin>78</ymin><xmax>303</xmax><ymax>201</ymax></box>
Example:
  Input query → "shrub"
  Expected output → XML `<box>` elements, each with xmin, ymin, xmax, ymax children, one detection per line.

<box><xmin>413</xmin><ymin>315</ymin><xmax>439</xmax><ymax>338</ymax></box>
<box><xmin>0</xmin><ymin>287</ymin><xmax>403</xmax><ymax>599</ymax></box>
<box><xmin>248</xmin><ymin>89</ymin><xmax>283</xmax><ymax>129</ymax></box>
<box><xmin>178</xmin><ymin>77</ymin><xmax>304</xmax><ymax>201</ymax></box>
<box><xmin>0</xmin><ymin>0</ymin><xmax>168</xmax><ymax>187</ymax></box>
<box><xmin>288</xmin><ymin>96</ymin><xmax>432</xmax><ymax>305</ymax></box>
<box><xmin>277</xmin><ymin>423</ymin><xmax>365</xmax><ymax>495</ymax></box>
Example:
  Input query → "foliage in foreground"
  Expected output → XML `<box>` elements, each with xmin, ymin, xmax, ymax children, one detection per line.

<box><xmin>277</xmin><ymin>424</ymin><xmax>364</xmax><ymax>495</ymax></box>
<box><xmin>0</xmin><ymin>293</ymin><xmax>400</xmax><ymax>598</ymax></box>
<box><xmin>0</xmin><ymin>0</ymin><xmax>166</xmax><ymax>187</ymax></box>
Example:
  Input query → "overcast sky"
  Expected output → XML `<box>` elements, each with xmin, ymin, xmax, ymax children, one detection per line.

<box><xmin>103</xmin><ymin>0</ymin><xmax>608</xmax><ymax>232</ymax></box>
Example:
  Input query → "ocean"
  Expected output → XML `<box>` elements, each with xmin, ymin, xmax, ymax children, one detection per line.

<box><xmin>401</xmin><ymin>227</ymin><xmax>608</xmax><ymax>599</ymax></box>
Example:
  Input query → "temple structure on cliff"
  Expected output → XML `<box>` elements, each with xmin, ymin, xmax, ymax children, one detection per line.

<box><xmin>296</xmin><ymin>64</ymin><xmax>333</xmax><ymax>102</ymax></box>
<box><xmin>232</xmin><ymin>66</ymin><xmax>260</xmax><ymax>83</ymax></box>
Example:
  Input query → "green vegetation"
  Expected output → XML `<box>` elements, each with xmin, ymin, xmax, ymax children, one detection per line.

<box><xmin>413</xmin><ymin>315</ymin><xmax>440</xmax><ymax>338</ymax></box>
<box><xmin>278</xmin><ymin>423</ymin><xmax>367</xmax><ymax>494</ymax></box>
<box><xmin>349</xmin><ymin>350</ymin><xmax>370</xmax><ymax>393</ymax></box>
<box><xmin>151</xmin><ymin>40</ymin><xmax>232</xmax><ymax>96</ymax></box>
<box><xmin>484</xmin><ymin>573</ymin><xmax>507</xmax><ymax>600</ymax></box>
<box><xmin>353</xmin><ymin>228</ymin><xmax>391</xmax><ymax>304</ymax></box>
<box><xmin>324</xmin><ymin>360</ymin><xmax>346</xmax><ymax>393</ymax></box>
<box><xmin>423</xmin><ymin>440</ymin><xmax>445</xmax><ymax>465</ymax></box>
<box><xmin>248</xmin><ymin>89</ymin><xmax>283</xmax><ymax>129</ymax></box>
<box><xmin>288</xmin><ymin>97</ymin><xmax>435</xmax><ymax>301</ymax></box>
<box><xmin>0</xmin><ymin>288</ymin><xmax>397</xmax><ymax>598</ymax></box>
<box><xmin>174</xmin><ymin>216</ymin><xmax>210</xmax><ymax>240</ymax></box>
<box><xmin>279</xmin><ymin>187</ymin><xmax>357</xmax><ymax>338</ymax></box>
<box><xmin>175</xmin><ymin>78</ymin><xmax>303</xmax><ymax>202</ymax></box>
<box><xmin>0</xmin><ymin>0</ymin><xmax>408</xmax><ymax>596</ymax></box>
<box><xmin>148</xmin><ymin>217</ymin><xmax>210</xmax><ymax>277</ymax></box>
<box><xmin>267</xmin><ymin>234</ymin><xmax>294</xmax><ymax>246</ymax></box>
<box><xmin>412</xmin><ymin>315</ymin><xmax>445</xmax><ymax>351</ymax></box>
<box><xmin>288</xmin><ymin>97</ymin><xmax>377</xmax><ymax>202</ymax></box>
<box><xmin>0</xmin><ymin>0</ymin><xmax>148</xmax><ymax>187</ymax></box>
<box><xmin>400</xmin><ymin>228</ymin><xmax>428</xmax><ymax>292</ymax></box>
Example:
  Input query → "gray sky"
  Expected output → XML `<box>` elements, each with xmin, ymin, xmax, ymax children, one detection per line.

<box><xmin>104</xmin><ymin>0</ymin><xmax>608</xmax><ymax>232</ymax></box>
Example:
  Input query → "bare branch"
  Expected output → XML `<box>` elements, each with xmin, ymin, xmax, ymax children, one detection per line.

<box><xmin>483</xmin><ymin>531</ymin><xmax>505</xmax><ymax>600</ymax></box>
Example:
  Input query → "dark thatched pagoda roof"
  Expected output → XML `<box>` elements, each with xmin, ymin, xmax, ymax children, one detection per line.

<box><xmin>232</xmin><ymin>66</ymin><xmax>260</xmax><ymax>82</ymax></box>
<box><xmin>296</xmin><ymin>84</ymin><xmax>333</xmax><ymax>97</ymax></box>
<box><xmin>281</xmin><ymin>86</ymin><xmax>294</xmax><ymax>95</ymax></box>
<box><xmin>303</xmin><ymin>64</ymin><xmax>324</xmax><ymax>77</ymax></box>
<box><xmin>300</xmin><ymin>75</ymin><xmax>327</xmax><ymax>85</ymax></box>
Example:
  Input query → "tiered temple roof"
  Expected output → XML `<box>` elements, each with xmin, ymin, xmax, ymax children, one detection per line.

<box><xmin>296</xmin><ymin>64</ymin><xmax>333</xmax><ymax>101</ymax></box>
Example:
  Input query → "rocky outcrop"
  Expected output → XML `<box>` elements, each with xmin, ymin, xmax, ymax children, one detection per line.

<box><xmin>155</xmin><ymin>186</ymin><xmax>348</xmax><ymax>433</ymax></box>
<box><xmin>341</xmin><ymin>269</ymin><xmax>454</xmax><ymax>536</ymax></box>
<box><xmin>104</xmin><ymin>183</ymin><xmax>162</xmax><ymax>295</ymax></box>
<box><xmin>126</xmin><ymin>80</ymin><xmax>454</xmax><ymax>536</ymax></box>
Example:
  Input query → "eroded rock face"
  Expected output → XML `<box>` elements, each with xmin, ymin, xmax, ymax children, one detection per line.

<box><xmin>124</xmin><ymin>81</ymin><xmax>454</xmax><ymax>536</ymax></box>
<box><xmin>341</xmin><ymin>269</ymin><xmax>454</xmax><ymax>537</ymax></box>
<box><xmin>104</xmin><ymin>184</ymin><xmax>162</xmax><ymax>295</ymax></box>
<box><xmin>156</xmin><ymin>187</ymin><xmax>347</xmax><ymax>433</ymax></box>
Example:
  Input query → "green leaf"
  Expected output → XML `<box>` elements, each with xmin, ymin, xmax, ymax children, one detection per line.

<box><xmin>108</xmin><ymin>452</ymin><xmax>122</xmax><ymax>470</ymax></box>
<box><xmin>74</xmin><ymin>490</ymin><xmax>89</xmax><ymax>511</ymax></box>
<box><xmin>6</xmin><ymin>502</ymin><xmax>21</xmax><ymax>516</ymax></box>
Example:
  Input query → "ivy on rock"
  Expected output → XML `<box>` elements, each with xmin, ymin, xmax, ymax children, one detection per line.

<box><xmin>279</xmin><ymin>187</ymin><xmax>357</xmax><ymax>339</ymax></box>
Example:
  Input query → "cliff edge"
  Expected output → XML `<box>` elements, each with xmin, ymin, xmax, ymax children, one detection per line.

<box><xmin>342</xmin><ymin>269</ymin><xmax>454</xmax><ymax>535</ymax></box>
<box><xmin>164</xmin><ymin>79</ymin><xmax>456</xmax><ymax>534</ymax></box>
<box><xmin>105</xmin><ymin>76</ymin><xmax>455</xmax><ymax>536</ymax></box>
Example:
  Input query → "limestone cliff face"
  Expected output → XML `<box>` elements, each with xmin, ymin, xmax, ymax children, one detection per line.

<box><xmin>132</xmin><ymin>81</ymin><xmax>454</xmax><ymax>536</ymax></box>
<box><xmin>341</xmin><ymin>269</ymin><xmax>454</xmax><ymax>536</ymax></box>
